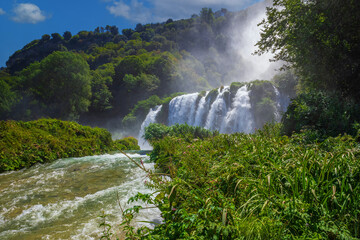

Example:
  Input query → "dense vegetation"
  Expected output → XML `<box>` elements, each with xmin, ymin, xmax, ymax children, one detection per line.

<box><xmin>0</xmin><ymin>119</ymin><xmax>139</xmax><ymax>172</ymax></box>
<box><xmin>257</xmin><ymin>0</ymin><xmax>360</xmax><ymax>135</ymax></box>
<box><xmin>0</xmin><ymin>6</ymin><xmax>267</xmax><ymax>134</ymax></box>
<box><xmin>105</xmin><ymin>123</ymin><xmax>360</xmax><ymax>239</ymax></box>
<box><xmin>101</xmin><ymin>0</ymin><xmax>360</xmax><ymax>239</ymax></box>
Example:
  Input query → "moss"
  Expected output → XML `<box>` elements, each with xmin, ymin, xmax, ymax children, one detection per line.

<box><xmin>0</xmin><ymin>119</ymin><xmax>139</xmax><ymax>172</ymax></box>
<box><xmin>205</xmin><ymin>88</ymin><xmax>219</xmax><ymax>105</ymax></box>
<box><xmin>230</xmin><ymin>81</ymin><xmax>246</xmax><ymax>95</ymax></box>
<box><xmin>247</xmin><ymin>80</ymin><xmax>276</xmax><ymax>100</ymax></box>
<box><xmin>199</xmin><ymin>90</ymin><xmax>206</xmax><ymax>97</ymax></box>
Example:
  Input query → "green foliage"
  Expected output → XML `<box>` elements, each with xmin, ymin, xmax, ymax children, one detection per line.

<box><xmin>113</xmin><ymin>137</ymin><xmax>140</xmax><ymax>150</ymax></box>
<box><xmin>248</xmin><ymin>80</ymin><xmax>277</xmax><ymax>129</ymax></box>
<box><xmin>144</xmin><ymin>123</ymin><xmax>218</xmax><ymax>142</ymax></box>
<box><xmin>0</xmin><ymin>119</ymin><xmax>139</xmax><ymax>172</ymax></box>
<box><xmin>200</xmin><ymin>8</ymin><xmax>215</xmax><ymax>25</ymax></box>
<box><xmin>0</xmin><ymin>71</ymin><xmax>19</xmax><ymax>118</ymax></box>
<box><xmin>63</xmin><ymin>31</ymin><xmax>72</xmax><ymax>41</ymax></box>
<box><xmin>122</xmin><ymin>93</ymin><xmax>185</xmax><ymax>127</ymax></box>
<box><xmin>272</xmin><ymin>69</ymin><xmax>298</xmax><ymax>99</ymax></box>
<box><xmin>123</xmin><ymin>73</ymin><xmax>160</xmax><ymax>92</ymax></box>
<box><xmin>114</xmin><ymin>55</ymin><xmax>145</xmax><ymax>83</ymax></box>
<box><xmin>19</xmin><ymin>51</ymin><xmax>92</xmax><ymax>120</ymax></box>
<box><xmin>229</xmin><ymin>81</ymin><xmax>246</xmax><ymax>95</ymax></box>
<box><xmin>118</xmin><ymin>124</ymin><xmax>360</xmax><ymax>239</ymax></box>
<box><xmin>257</xmin><ymin>0</ymin><xmax>360</xmax><ymax>101</ymax></box>
<box><xmin>205</xmin><ymin>88</ymin><xmax>219</xmax><ymax>104</ymax></box>
<box><xmin>90</xmin><ymin>71</ymin><xmax>113</xmax><ymax>112</ymax></box>
<box><xmin>282</xmin><ymin>90</ymin><xmax>360</xmax><ymax>137</ymax></box>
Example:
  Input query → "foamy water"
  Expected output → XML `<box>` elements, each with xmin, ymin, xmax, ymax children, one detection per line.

<box><xmin>0</xmin><ymin>153</ymin><xmax>160</xmax><ymax>239</ymax></box>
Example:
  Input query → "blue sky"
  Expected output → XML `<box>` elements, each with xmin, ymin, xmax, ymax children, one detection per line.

<box><xmin>0</xmin><ymin>0</ymin><xmax>262</xmax><ymax>68</ymax></box>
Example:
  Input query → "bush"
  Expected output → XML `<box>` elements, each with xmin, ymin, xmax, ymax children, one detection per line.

<box><xmin>144</xmin><ymin>123</ymin><xmax>218</xmax><ymax>142</ymax></box>
<box><xmin>113</xmin><ymin>137</ymin><xmax>140</xmax><ymax>150</ymax></box>
<box><xmin>118</xmin><ymin>124</ymin><xmax>360</xmax><ymax>239</ymax></box>
<box><xmin>0</xmin><ymin>119</ymin><xmax>139</xmax><ymax>172</ymax></box>
<box><xmin>248</xmin><ymin>80</ymin><xmax>277</xmax><ymax>128</ymax></box>
<box><xmin>282</xmin><ymin>90</ymin><xmax>360</xmax><ymax>137</ymax></box>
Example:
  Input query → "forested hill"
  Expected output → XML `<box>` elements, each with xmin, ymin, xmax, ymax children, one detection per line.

<box><xmin>0</xmin><ymin>1</ymin><xmax>274</xmax><ymax>133</ymax></box>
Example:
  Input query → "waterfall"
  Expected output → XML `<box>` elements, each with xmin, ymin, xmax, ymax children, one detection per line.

<box><xmin>166</xmin><ymin>85</ymin><xmax>256</xmax><ymax>134</ymax></box>
<box><xmin>205</xmin><ymin>87</ymin><xmax>230</xmax><ymax>131</ymax></box>
<box><xmin>221</xmin><ymin>86</ymin><xmax>254</xmax><ymax>134</ymax></box>
<box><xmin>168</xmin><ymin>93</ymin><xmax>199</xmax><ymax>126</ymax></box>
<box><xmin>138</xmin><ymin>83</ymin><xmax>290</xmax><ymax>149</ymax></box>
<box><xmin>138</xmin><ymin>105</ymin><xmax>162</xmax><ymax>150</ymax></box>
<box><xmin>194</xmin><ymin>94</ymin><xmax>208</xmax><ymax>127</ymax></box>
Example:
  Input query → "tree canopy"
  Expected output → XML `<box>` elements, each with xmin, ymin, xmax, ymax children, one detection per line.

<box><xmin>20</xmin><ymin>51</ymin><xmax>92</xmax><ymax>120</ymax></box>
<box><xmin>257</xmin><ymin>0</ymin><xmax>360</xmax><ymax>100</ymax></box>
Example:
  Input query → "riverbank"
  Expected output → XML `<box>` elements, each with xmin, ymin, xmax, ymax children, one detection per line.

<box><xmin>120</xmin><ymin>123</ymin><xmax>360</xmax><ymax>239</ymax></box>
<box><xmin>0</xmin><ymin>119</ymin><xmax>139</xmax><ymax>172</ymax></box>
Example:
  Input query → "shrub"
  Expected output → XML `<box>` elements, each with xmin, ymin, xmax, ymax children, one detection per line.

<box><xmin>282</xmin><ymin>90</ymin><xmax>360</xmax><ymax>137</ymax></box>
<box><xmin>0</xmin><ymin>119</ymin><xmax>139</xmax><ymax>172</ymax></box>
<box><xmin>117</xmin><ymin>124</ymin><xmax>360</xmax><ymax>239</ymax></box>
<box><xmin>113</xmin><ymin>137</ymin><xmax>140</xmax><ymax>150</ymax></box>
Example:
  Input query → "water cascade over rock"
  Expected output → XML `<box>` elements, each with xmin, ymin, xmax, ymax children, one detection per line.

<box><xmin>138</xmin><ymin>81</ymin><xmax>290</xmax><ymax>148</ymax></box>
<box><xmin>138</xmin><ymin>105</ymin><xmax>162</xmax><ymax>149</ymax></box>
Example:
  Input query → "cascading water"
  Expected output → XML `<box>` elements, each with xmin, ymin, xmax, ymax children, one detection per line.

<box><xmin>205</xmin><ymin>87</ymin><xmax>230</xmax><ymax>131</ymax></box>
<box><xmin>168</xmin><ymin>93</ymin><xmax>199</xmax><ymax>126</ymax></box>
<box><xmin>166</xmin><ymin>85</ymin><xmax>255</xmax><ymax>134</ymax></box>
<box><xmin>138</xmin><ymin>105</ymin><xmax>163</xmax><ymax>150</ymax></box>
<box><xmin>138</xmin><ymin>83</ymin><xmax>290</xmax><ymax>144</ymax></box>
<box><xmin>220</xmin><ymin>86</ymin><xmax>254</xmax><ymax>134</ymax></box>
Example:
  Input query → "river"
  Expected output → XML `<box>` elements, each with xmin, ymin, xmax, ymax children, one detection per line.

<box><xmin>0</xmin><ymin>152</ymin><xmax>160</xmax><ymax>239</ymax></box>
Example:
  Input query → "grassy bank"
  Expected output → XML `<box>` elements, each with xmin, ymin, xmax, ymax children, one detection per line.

<box><xmin>119</xmin><ymin>123</ymin><xmax>360</xmax><ymax>239</ymax></box>
<box><xmin>0</xmin><ymin>119</ymin><xmax>139</xmax><ymax>172</ymax></box>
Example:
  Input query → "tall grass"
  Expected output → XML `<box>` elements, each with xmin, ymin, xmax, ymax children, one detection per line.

<box><xmin>116</xmin><ymin>124</ymin><xmax>360</xmax><ymax>239</ymax></box>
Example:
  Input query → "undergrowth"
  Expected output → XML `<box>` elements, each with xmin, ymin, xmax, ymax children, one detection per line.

<box><xmin>112</xmin><ymin>123</ymin><xmax>360</xmax><ymax>239</ymax></box>
<box><xmin>0</xmin><ymin>118</ymin><xmax>139</xmax><ymax>172</ymax></box>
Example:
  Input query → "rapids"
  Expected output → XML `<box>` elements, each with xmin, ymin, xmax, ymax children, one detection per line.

<box><xmin>0</xmin><ymin>153</ymin><xmax>160</xmax><ymax>239</ymax></box>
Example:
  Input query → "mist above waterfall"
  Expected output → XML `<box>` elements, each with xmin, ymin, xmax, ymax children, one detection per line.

<box><xmin>170</xmin><ymin>0</ymin><xmax>279</xmax><ymax>93</ymax></box>
<box><xmin>227</xmin><ymin>0</ymin><xmax>280</xmax><ymax>83</ymax></box>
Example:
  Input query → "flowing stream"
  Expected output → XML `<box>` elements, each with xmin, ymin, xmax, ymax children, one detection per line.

<box><xmin>0</xmin><ymin>153</ymin><xmax>160</xmax><ymax>239</ymax></box>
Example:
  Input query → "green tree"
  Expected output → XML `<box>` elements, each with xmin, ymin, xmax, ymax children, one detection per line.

<box><xmin>257</xmin><ymin>0</ymin><xmax>360</xmax><ymax>100</ymax></box>
<box><xmin>0</xmin><ymin>72</ymin><xmax>18</xmax><ymax>118</ymax></box>
<box><xmin>114</xmin><ymin>55</ymin><xmax>145</xmax><ymax>84</ymax></box>
<box><xmin>40</xmin><ymin>34</ymin><xmax>51</xmax><ymax>42</ymax></box>
<box><xmin>90</xmin><ymin>71</ymin><xmax>113</xmax><ymax>112</ymax></box>
<box><xmin>200</xmin><ymin>8</ymin><xmax>215</xmax><ymax>25</ymax></box>
<box><xmin>22</xmin><ymin>51</ymin><xmax>92</xmax><ymax>120</ymax></box>
<box><xmin>63</xmin><ymin>31</ymin><xmax>72</xmax><ymax>41</ymax></box>
<box><xmin>51</xmin><ymin>33</ymin><xmax>63</xmax><ymax>42</ymax></box>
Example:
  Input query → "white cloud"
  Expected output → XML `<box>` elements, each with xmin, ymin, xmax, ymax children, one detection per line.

<box><xmin>12</xmin><ymin>3</ymin><xmax>47</xmax><ymax>24</ymax></box>
<box><xmin>106</xmin><ymin>0</ymin><xmax>256</xmax><ymax>23</ymax></box>
<box><xmin>107</xmin><ymin>0</ymin><xmax>152</xmax><ymax>23</ymax></box>
<box><xmin>0</xmin><ymin>8</ymin><xmax>5</xmax><ymax>15</ymax></box>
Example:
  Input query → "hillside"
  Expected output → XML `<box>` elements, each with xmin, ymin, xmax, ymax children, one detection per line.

<box><xmin>0</xmin><ymin>2</ymin><xmax>275</xmax><ymax>135</ymax></box>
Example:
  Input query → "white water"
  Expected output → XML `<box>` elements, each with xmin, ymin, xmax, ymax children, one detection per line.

<box><xmin>166</xmin><ymin>85</ymin><xmax>256</xmax><ymax>134</ymax></box>
<box><xmin>205</xmin><ymin>87</ymin><xmax>230</xmax><ymax>131</ymax></box>
<box><xmin>0</xmin><ymin>153</ymin><xmax>160</xmax><ymax>240</ymax></box>
<box><xmin>138</xmin><ymin>84</ymin><xmax>289</xmax><ymax>147</ymax></box>
<box><xmin>221</xmin><ymin>86</ymin><xmax>254</xmax><ymax>134</ymax></box>
<box><xmin>138</xmin><ymin>105</ymin><xmax>163</xmax><ymax>150</ymax></box>
<box><xmin>168</xmin><ymin>93</ymin><xmax>199</xmax><ymax>126</ymax></box>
